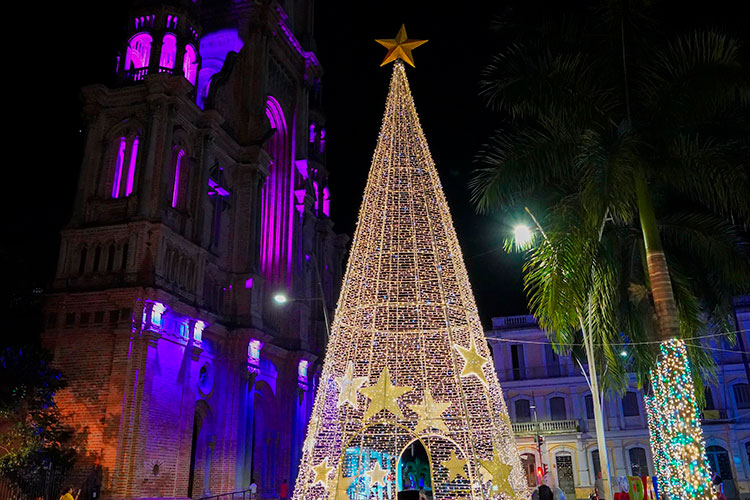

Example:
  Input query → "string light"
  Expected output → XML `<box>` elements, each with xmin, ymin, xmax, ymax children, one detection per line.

<box><xmin>647</xmin><ymin>339</ymin><xmax>713</xmax><ymax>500</ymax></box>
<box><xmin>291</xmin><ymin>60</ymin><xmax>525</xmax><ymax>500</ymax></box>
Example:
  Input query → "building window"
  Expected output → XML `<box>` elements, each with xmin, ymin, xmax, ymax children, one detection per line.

<box><xmin>520</xmin><ymin>453</ymin><xmax>536</xmax><ymax>487</ymax></box>
<box><xmin>159</xmin><ymin>33</ymin><xmax>177</xmax><ymax>70</ymax></box>
<box><xmin>78</xmin><ymin>247</ymin><xmax>87</xmax><ymax>274</ymax></box>
<box><xmin>622</xmin><ymin>391</ymin><xmax>640</xmax><ymax>417</ymax></box>
<box><xmin>515</xmin><ymin>399</ymin><xmax>532</xmax><ymax>423</ymax></box>
<box><xmin>629</xmin><ymin>447</ymin><xmax>648</xmax><ymax>476</ymax></box>
<box><xmin>511</xmin><ymin>344</ymin><xmax>525</xmax><ymax>380</ymax></box>
<box><xmin>705</xmin><ymin>386</ymin><xmax>715</xmax><ymax>410</ymax></box>
<box><xmin>171</xmin><ymin>148</ymin><xmax>186</xmax><ymax>208</ymax></box>
<box><xmin>183</xmin><ymin>44</ymin><xmax>198</xmax><ymax>84</ymax></box>
<box><xmin>585</xmin><ymin>395</ymin><xmax>595</xmax><ymax>420</ymax></box>
<box><xmin>112</xmin><ymin>136</ymin><xmax>140</xmax><ymax>198</ymax></box>
<box><xmin>591</xmin><ymin>450</ymin><xmax>601</xmax><ymax>481</ymax></box>
<box><xmin>734</xmin><ymin>383</ymin><xmax>750</xmax><ymax>410</ymax></box>
<box><xmin>549</xmin><ymin>396</ymin><xmax>567</xmax><ymax>420</ymax></box>
<box><xmin>124</xmin><ymin>32</ymin><xmax>152</xmax><ymax>75</ymax></box>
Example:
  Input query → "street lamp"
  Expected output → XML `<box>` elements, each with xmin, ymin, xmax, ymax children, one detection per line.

<box><xmin>513</xmin><ymin>224</ymin><xmax>534</xmax><ymax>250</ymax></box>
<box><xmin>271</xmin><ymin>253</ymin><xmax>332</xmax><ymax>345</ymax></box>
<box><xmin>273</xmin><ymin>292</ymin><xmax>289</xmax><ymax>304</ymax></box>
<box><xmin>511</xmin><ymin>207</ymin><xmax>614</xmax><ymax>500</ymax></box>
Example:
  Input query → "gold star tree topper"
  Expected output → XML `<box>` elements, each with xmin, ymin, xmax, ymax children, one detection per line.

<box><xmin>375</xmin><ymin>24</ymin><xmax>428</xmax><ymax>67</ymax></box>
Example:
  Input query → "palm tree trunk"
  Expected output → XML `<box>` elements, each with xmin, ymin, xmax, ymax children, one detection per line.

<box><xmin>634</xmin><ymin>172</ymin><xmax>680</xmax><ymax>341</ymax></box>
<box><xmin>634</xmin><ymin>171</ymin><xmax>713</xmax><ymax>500</ymax></box>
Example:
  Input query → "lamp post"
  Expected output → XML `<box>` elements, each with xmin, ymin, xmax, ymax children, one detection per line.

<box><xmin>272</xmin><ymin>253</ymin><xmax>331</xmax><ymax>345</ymax></box>
<box><xmin>514</xmin><ymin>210</ymin><xmax>614</xmax><ymax>500</ymax></box>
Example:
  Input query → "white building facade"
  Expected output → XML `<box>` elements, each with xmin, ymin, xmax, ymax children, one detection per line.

<box><xmin>487</xmin><ymin>297</ymin><xmax>750</xmax><ymax>500</ymax></box>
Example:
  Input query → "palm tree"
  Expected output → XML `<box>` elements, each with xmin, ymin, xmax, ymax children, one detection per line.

<box><xmin>471</xmin><ymin>1</ymin><xmax>750</xmax><ymax>497</ymax></box>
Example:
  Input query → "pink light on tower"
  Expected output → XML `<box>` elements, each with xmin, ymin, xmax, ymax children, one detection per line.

<box><xmin>125</xmin><ymin>137</ymin><xmax>139</xmax><ymax>196</ymax></box>
<box><xmin>171</xmin><ymin>149</ymin><xmax>185</xmax><ymax>207</ymax></box>
<box><xmin>261</xmin><ymin>96</ymin><xmax>294</xmax><ymax>283</ymax></box>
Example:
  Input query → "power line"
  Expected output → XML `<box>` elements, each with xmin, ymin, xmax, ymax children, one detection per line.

<box><xmin>485</xmin><ymin>329</ymin><xmax>749</xmax><ymax>347</ymax></box>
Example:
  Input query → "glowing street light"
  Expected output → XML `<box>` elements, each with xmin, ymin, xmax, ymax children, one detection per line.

<box><xmin>620</xmin><ymin>349</ymin><xmax>628</xmax><ymax>357</ymax></box>
<box><xmin>273</xmin><ymin>292</ymin><xmax>289</xmax><ymax>304</ymax></box>
<box><xmin>513</xmin><ymin>224</ymin><xmax>534</xmax><ymax>249</ymax></box>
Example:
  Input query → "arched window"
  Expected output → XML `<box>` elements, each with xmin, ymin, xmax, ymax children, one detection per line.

<box><xmin>260</xmin><ymin>96</ymin><xmax>293</xmax><ymax>282</ymax></box>
<box><xmin>628</xmin><ymin>447</ymin><xmax>649</xmax><ymax>476</ymax></box>
<box><xmin>124</xmin><ymin>33</ymin><xmax>152</xmax><ymax>77</ymax></box>
<box><xmin>171</xmin><ymin>148</ymin><xmax>186</xmax><ymax>208</ymax></box>
<box><xmin>622</xmin><ymin>391</ymin><xmax>640</xmax><ymax>417</ymax></box>
<box><xmin>520</xmin><ymin>453</ymin><xmax>537</xmax><ymax>487</ymax></box>
<box><xmin>111</xmin><ymin>135</ymin><xmax>140</xmax><ymax>198</ymax></box>
<box><xmin>159</xmin><ymin>33</ymin><xmax>177</xmax><ymax>70</ymax></box>
<box><xmin>183</xmin><ymin>44</ymin><xmax>198</xmax><ymax>84</ymax></box>
<box><xmin>549</xmin><ymin>396</ymin><xmax>567</xmax><ymax>420</ymax></box>
<box><xmin>515</xmin><ymin>399</ymin><xmax>532</xmax><ymax>423</ymax></box>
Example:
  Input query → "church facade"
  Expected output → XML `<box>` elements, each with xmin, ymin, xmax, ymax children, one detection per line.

<box><xmin>41</xmin><ymin>1</ymin><xmax>347</xmax><ymax>498</ymax></box>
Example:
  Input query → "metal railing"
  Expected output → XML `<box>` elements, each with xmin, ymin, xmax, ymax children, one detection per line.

<box><xmin>0</xmin><ymin>471</ymin><xmax>66</xmax><ymax>500</ymax></box>
<box><xmin>198</xmin><ymin>488</ymin><xmax>257</xmax><ymax>500</ymax></box>
<box><xmin>512</xmin><ymin>419</ymin><xmax>580</xmax><ymax>435</ymax></box>
<box><xmin>498</xmin><ymin>364</ymin><xmax>576</xmax><ymax>381</ymax></box>
<box><xmin>701</xmin><ymin>409</ymin><xmax>730</xmax><ymax>422</ymax></box>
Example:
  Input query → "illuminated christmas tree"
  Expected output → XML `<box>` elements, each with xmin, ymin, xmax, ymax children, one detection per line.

<box><xmin>292</xmin><ymin>26</ymin><xmax>526</xmax><ymax>500</ymax></box>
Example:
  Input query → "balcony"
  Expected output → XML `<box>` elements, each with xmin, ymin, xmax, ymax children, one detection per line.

<box><xmin>512</xmin><ymin>419</ymin><xmax>580</xmax><ymax>435</ymax></box>
<box><xmin>701</xmin><ymin>409</ymin><xmax>731</xmax><ymax>423</ymax></box>
<box><xmin>498</xmin><ymin>364</ymin><xmax>578</xmax><ymax>381</ymax></box>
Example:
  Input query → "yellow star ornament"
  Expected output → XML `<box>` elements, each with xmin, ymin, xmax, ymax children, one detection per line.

<box><xmin>312</xmin><ymin>458</ymin><xmax>334</xmax><ymax>487</ymax></box>
<box><xmin>409</xmin><ymin>387</ymin><xmax>451</xmax><ymax>433</ymax></box>
<box><xmin>330</xmin><ymin>473</ymin><xmax>355</xmax><ymax>500</ymax></box>
<box><xmin>480</xmin><ymin>449</ymin><xmax>515</xmax><ymax>498</ymax></box>
<box><xmin>335</xmin><ymin>361</ymin><xmax>368</xmax><ymax>409</ymax></box>
<box><xmin>454</xmin><ymin>336</ymin><xmax>490</xmax><ymax>385</ymax></box>
<box><xmin>364</xmin><ymin>461</ymin><xmax>389</xmax><ymax>487</ymax></box>
<box><xmin>441</xmin><ymin>450</ymin><xmax>467</xmax><ymax>481</ymax></box>
<box><xmin>359</xmin><ymin>366</ymin><xmax>413</xmax><ymax>420</ymax></box>
<box><xmin>375</xmin><ymin>24</ymin><xmax>428</xmax><ymax>67</ymax></box>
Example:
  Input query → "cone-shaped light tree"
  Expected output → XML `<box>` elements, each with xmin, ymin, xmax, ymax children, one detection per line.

<box><xmin>292</xmin><ymin>29</ymin><xmax>526</xmax><ymax>500</ymax></box>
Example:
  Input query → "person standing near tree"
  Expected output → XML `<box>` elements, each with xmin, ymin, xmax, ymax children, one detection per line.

<box><xmin>279</xmin><ymin>479</ymin><xmax>288</xmax><ymax>500</ymax></box>
<box><xmin>59</xmin><ymin>486</ymin><xmax>79</xmax><ymax>500</ymax></box>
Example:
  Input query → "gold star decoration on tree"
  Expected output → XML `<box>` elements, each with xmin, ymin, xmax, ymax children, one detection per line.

<box><xmin>409</xmin><ymin>387</ymin><xmax>451</xmax><ymax>433</ymax></box>
<box><xmin>330</xmin><ymin>473</ymin><xmax>355</xmax><ymax>500</ymax></box>
<box><xmin>312</xmin><ymin>458</ymin><xmax>334</xmax><ymax>487</ymax></box>
<box><xmin>441</xmin><ymin>450</ymin><xmax>468</xmax><ymax>481</ymax></box>
<box><xmin>480</xmin><ymin>448</ymin><xmax>515</xmax><ymax>498</ymax></box>
<box><xmin>359</xmin><ymin>366</ymin><xmax>413</xmax><ymax>420</ymax></box>
<box><xmin>375</xmin><ymin>24</ymin><xmax>428</xmax><ymax>67</ymax></box>
<box><xmin>335</xmin><ymin>361</ymin><xmax>369</xmax><ymax>409</ymax></box>
<box><xmin>364</xmin><ymin>461</ymin><xmax>389</xmax><ymax>488</ymax></box>
<box><xmin>454</xmin><ymin>336</ymin><xmax>490</xmax><ymax>385</ymax></box>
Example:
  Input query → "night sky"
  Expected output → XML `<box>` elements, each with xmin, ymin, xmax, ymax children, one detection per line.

<box><xmin>4</xmin><ymin>0</ymin><xmax>746</xmax><ymax>340</ymax></box>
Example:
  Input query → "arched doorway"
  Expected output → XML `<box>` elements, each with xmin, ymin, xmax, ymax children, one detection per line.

<box><xmin>187</xmin><ymin>400</ymin><xmax>213</xmax><ymax>498</ymax></box>
<box><xmin>520</xmin><ymin>453</ymin><xmax>537</xmax><ymax>487</ymax></box>
<box><xmin>398</xmin><ymin>440</ymin><xmax>432</xmax><ymax>499</ymax></box>
<box><xmin>706</xmin><ymin>445</ymin><xmax>738</xmax><ymax>499</ymax></box>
